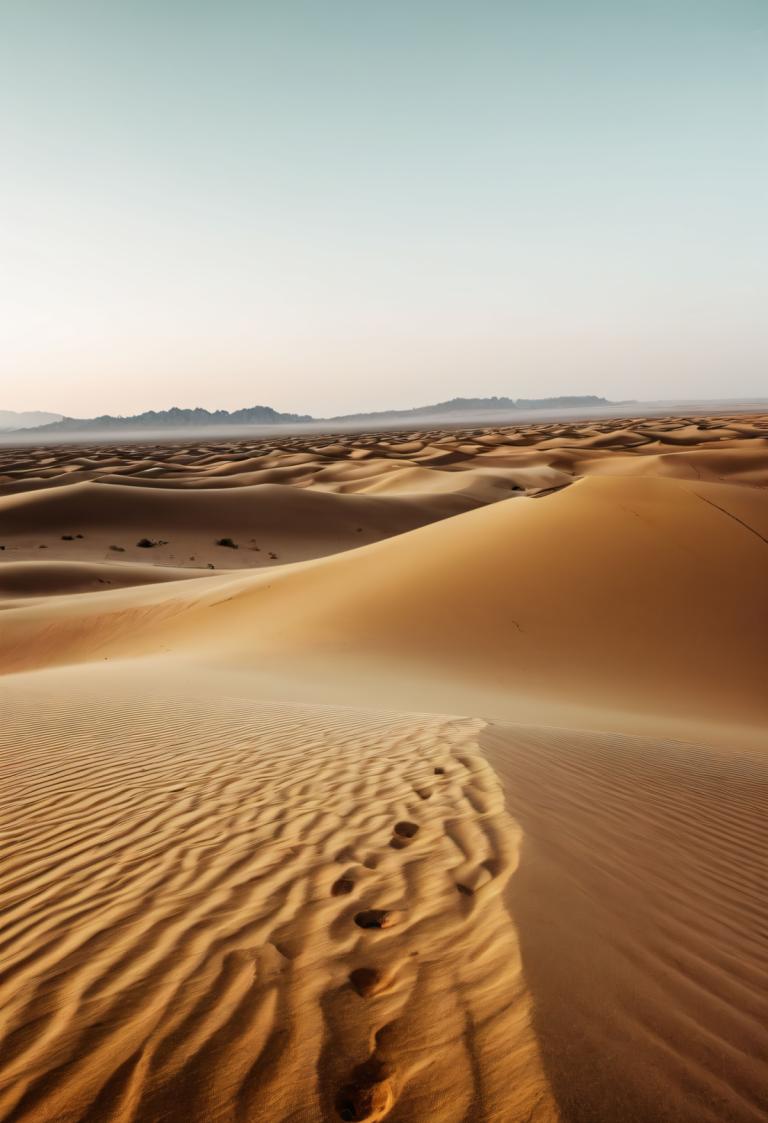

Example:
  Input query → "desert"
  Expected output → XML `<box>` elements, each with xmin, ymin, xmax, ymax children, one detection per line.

<box><xmin>0</xmin><ymin>412</ymin><xmax>766</xmax><ymax>1122</ymax></box>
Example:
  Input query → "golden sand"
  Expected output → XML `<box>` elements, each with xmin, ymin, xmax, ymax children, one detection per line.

<box><xmin>1</xmin><ymin>414</ymin><xmax>766</xmax><ymax>1121</ymax></box>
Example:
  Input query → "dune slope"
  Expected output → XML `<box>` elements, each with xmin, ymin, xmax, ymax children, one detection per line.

<box><xmin>2</xmin><ymin>475</ymin><xmax>765</xmax><ymax>742</ymax></box>
<box><xmin>484</xmin><ymin>721</ymin><xmax>768</xmax><ymax>1123</ymax></box>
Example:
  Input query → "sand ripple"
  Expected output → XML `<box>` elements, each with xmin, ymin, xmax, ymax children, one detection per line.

<box><xmin>0</xmin><ymin>678</ymin><xmax>555</xmax><ymax>1122</ymax></box>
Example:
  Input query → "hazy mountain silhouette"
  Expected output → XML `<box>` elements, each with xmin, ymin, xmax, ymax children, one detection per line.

<box><xmin>23</xmin><ymin>405</ymin><xmax>312</xmax><ymax>434</ymax></box>
<box><xmin>330</xmin><ymin>395</ymin><xmax>611</xmax><ymax>422</ymax></box>
<box><xmin>0</xmin><ymin>409</ymin><xmax>63</xmax><ymax>431</ymax></box>
<box><xmin>15</xmin><ymin>396</ymin><xmax>612</xmax><ymax>435</ymax></box>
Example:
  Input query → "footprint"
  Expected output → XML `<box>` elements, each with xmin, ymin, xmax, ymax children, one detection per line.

<box><xmin>332</xmin><ymin>877</ymin><xmax>355</xmax><ymax>896</ymax></box>
<box><xmin>413</xmin><ymin>787</ymin><xmax>432</xmax><ymax>800</ymax></box>
<box><xmin>348</xmin><ymin>966</ymin><xmax>387</xmax><ymax>997</ymax></box>
<box><xmin>434</xmin><ymin>767</ymin><xmax>445</xmax><ymax>776</ymax></box>
<box><xmin>336</xmin><ymin>1056</ymin><xmax>394</xmax><ymax>1121</ymax></box>
<box><xmin>393</xmin><ymin>821</ymin><xmax>419</xmax><ymax>839</ymax></box>
<box><xmin>389</xmin><ymin>821</ymin><xmax>419</xmax><ymax>850</ymax></box>
<box><xmin>354</xmin><ymin>909</ymin><xmax>401</xmax><ymax>930</ymax></box>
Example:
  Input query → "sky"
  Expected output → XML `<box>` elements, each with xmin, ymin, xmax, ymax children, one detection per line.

<box><xmin>1</xmin><ymin>0</ymin><xmax>766</xmax><ymax>418</ymax></box>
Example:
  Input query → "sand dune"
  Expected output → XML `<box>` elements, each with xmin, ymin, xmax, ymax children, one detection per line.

<box><xmin>3</xmin><ymin>474</ymin><xmax>765</xmax><ymax>740</ymax></box>
<box><xmin>0</xmin><ymin>478</ymin><xmax>492</xmax><ymax>569</ymax></box>
<box><xmin>1</xmin><ymin>413</ymin><xmax>766</xmax><ymax>1122</ymax></box>
<box><xmin>0</xmin><ymin>560</ymin><xmax>208</xmax><ymax>599</ymax></box>
<box><xmin>485</xmin><ymin>721</ymin><xmax>768</xmax><ymax>1123</ymax></box>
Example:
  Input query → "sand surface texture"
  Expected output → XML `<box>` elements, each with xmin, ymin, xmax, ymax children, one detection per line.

<box><xmin>1</xmin><ymin>414</ymin><xmax>766</xmax><ymax>1122</ymax></box>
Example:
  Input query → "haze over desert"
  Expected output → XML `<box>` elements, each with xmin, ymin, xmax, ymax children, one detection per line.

<box><xmin>1</xmin><ymin>412</ymin><xmax>766</xmax><ymax>1121</ymax></box>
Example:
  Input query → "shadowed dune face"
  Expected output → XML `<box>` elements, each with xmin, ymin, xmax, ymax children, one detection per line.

<box><xmin>0</xmin><ymin>559</ymin><xmax>209</xmax><ymax>598</ymax></box>
<box><xmin>483</xmin><ymin>723</ymin><xmax>768</xmax><ymax>1123</ymax></box>
<box><xmin>0</xmin><ymin>478</ymin><xmax>489</xmax><ymax>571</ymax></box>
<box><xmin>1</xmin><ymin>412</ymin><xmax>767</xmax><ymax>1122</ymax></box>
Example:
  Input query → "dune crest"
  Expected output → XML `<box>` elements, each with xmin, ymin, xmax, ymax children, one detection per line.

<box><xmin>2</xmin><ymin>474</ymin><xmax>765</xmax><ymax>744</ymax></box>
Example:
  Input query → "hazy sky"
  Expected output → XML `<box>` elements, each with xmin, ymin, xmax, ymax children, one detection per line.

<box><xmin>1</xmin><ymin>1</ymin><xmax>766</xmax><ymax>417</ymax></box>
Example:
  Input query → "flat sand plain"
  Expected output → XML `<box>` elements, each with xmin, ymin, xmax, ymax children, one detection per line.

<box><xmin>1</xmin><ymin>414</ymin><xmax>766</xmax><ymax>1122</ymax></box>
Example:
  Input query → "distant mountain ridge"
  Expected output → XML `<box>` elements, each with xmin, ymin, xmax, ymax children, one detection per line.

<box><xmin>12</xmin><ymin>395</ymin><xmax>613</xmax><ymax>435</ymax></box>
<box><xmin>23</xmin><ymin>405</ymin><xmax>312</xmax><ymax>434</ymax></box>
<box><xmin>331</xmin><ymin>395</ymin><xmax>610</xmax><ymax>422</ymax></box>
<box><xmin>0</xmin><ymin>409</ymin><xmax>63</xmax><ymax>431</ymax></box>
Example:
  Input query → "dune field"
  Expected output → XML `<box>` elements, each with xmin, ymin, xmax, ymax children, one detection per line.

<box><xmin>0</xmin><ymin>413</ymin><xmax>766</xmax><ymax>1122</ymax></box>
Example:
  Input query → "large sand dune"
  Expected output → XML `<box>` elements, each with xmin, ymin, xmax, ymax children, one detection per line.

<box><xmin>1</xmin><ymin>414</ymin><xmax>766</xmax><ymax>1121</ymax></box>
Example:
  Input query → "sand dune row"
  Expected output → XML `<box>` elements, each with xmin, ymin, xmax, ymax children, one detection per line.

<box><xmin>2</xmin><ymin>413</ymin><xmax>768</xmax><ymax>579</ymax></box>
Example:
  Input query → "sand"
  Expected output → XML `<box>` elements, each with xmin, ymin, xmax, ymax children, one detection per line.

<box><xmin>1</xmin><ymin>413</ymin><xmax>766</xmax><ymax>1122</ymax></box>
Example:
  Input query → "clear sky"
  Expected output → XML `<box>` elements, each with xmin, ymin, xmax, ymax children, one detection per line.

<box><xmin>1</xmin><ymin>0</ymin><xmax>766</xmax><ymax>417</ymax></box>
